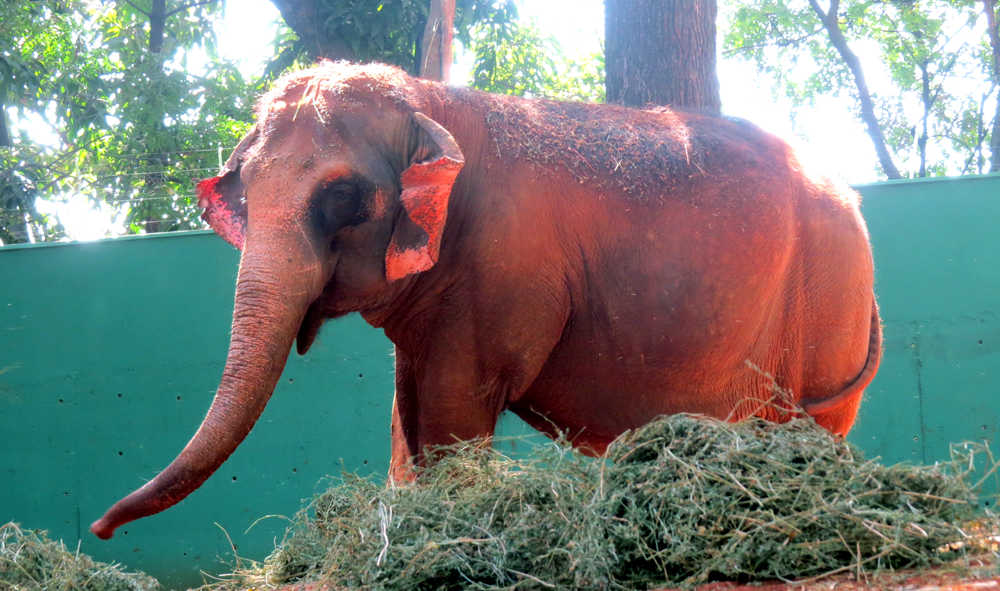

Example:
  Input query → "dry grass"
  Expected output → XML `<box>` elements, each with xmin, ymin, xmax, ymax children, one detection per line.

<box><xmin>0</xmin><ymin>522</ymin><xmax>158</xmax><ymax>591</ymax></box>
<box><xmin>211</xmin><ymin>414</ymin><xmax>1000</xmax><ymax>591</ymax></box>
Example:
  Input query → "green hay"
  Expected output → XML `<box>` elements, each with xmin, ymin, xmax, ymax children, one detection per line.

<box><xmin>219</xmin><ymin>415</ymin><xmax>999</xmax><ymax>590</ymax></box>
<box><xmin>0</xmin><ymin>522</ymin><xmax>158</xmax><ymax>591</ymax></box>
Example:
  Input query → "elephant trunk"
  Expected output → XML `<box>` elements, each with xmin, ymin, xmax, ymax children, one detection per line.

<box><xmin>91</xmin><ymin>243</ymin><xmax>322</xmax><ymax>540</ymax></box>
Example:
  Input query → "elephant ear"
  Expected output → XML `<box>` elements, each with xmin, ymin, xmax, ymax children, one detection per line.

<box><xmin>385</xmin><ymin>112</ymin><xmax>465</xmax><ymax>282</ymax></box>
<box><xmin>196</xmin><ymin>125</ymin><xmax>259</xmax><ymax>251</ymax></box>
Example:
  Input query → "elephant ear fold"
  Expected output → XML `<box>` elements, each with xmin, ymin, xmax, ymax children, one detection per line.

<box><xmin>197</xmin><ymin>125</ymin><xmax>258</xmax><ymax>251</ymax></box>
<box><xmin>197</xmin><ymin>172</ymin><xmax>247</xmax><ymax>250</ymax></box>
<box><xmin>385</xmin><ymin>112</ymin><xmax>465</xmax><ymax>282</ymax></box>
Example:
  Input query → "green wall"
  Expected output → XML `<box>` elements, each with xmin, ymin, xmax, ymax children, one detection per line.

<box><xmin>849</xmin><ymin>175</ymin><xmax>1000</xmax><ymax>467</ymax></box>
<box><xmin>1</xmin><ymin>174</ymin><xmax>998</xmax><ymax>589</ymax></box>
<box><xmin>0</xmin><ymin>233</ymin><xmax>398</xmax><ymax>589</ymax></box>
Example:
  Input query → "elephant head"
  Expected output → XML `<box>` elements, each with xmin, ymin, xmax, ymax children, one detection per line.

<box><xmin>90</xmin><ymin>63</ymin><xmax>464</xmax><ymax>539</ymax></box>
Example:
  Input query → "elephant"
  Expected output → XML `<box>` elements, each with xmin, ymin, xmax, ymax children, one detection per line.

<box><xmin>91</xmin><ymin>61</ymin><xmax>881</xmax><ymax>540</ymax></box>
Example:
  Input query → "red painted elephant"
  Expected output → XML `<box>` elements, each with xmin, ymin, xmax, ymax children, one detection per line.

<box><xmin>92</xmin><ymin>61</ymin><xmax>880</xmax><ymax>539</ymax></box>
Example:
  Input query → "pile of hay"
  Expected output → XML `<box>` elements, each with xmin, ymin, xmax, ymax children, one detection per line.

<box><xmin>0</xmin><ymin>522</ymin><xmax>158</xmax><ymax>591</ymax></box>
<box><xmin>217</xmin><ymin>415</ymin><xmax>999</xmax><ymax>590</ymax></box>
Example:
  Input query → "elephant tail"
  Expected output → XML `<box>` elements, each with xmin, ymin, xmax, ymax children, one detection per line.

<box><xmin>800</xmin><ymin>297</ymin><xmax>883</xmax><ymax>419</ymax></box>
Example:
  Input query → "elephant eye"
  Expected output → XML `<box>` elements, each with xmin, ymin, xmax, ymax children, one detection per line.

<box><xmin>310</xmin><ymin>178</ymin><xmax>364</xmax><ymax>235</ymax></box>
<box><xmin>324</xmin><ymin>181</ymin><xmax>355</xmax><ymax>201</ymax></box>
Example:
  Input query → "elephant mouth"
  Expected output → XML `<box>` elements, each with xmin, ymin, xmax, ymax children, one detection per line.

<box><xmin>296</xmin><ymin>300</ymin><xmax>353</xmax><ymax>355</ymax></box>
<box><xmin>296</xmin><ymin>300</ymin><xmax>326</xmax><ymax>355</ymax></box>
<box><xmin>295</xmin><ymin>254</ymin><xmax>342</xmax><ymax>355</ymax></box>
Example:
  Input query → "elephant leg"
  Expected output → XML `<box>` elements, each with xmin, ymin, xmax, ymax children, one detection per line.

<box><xmin>385</xmin><ymin>282</ymin><xmax>570</xmax><ymax>481</ymax></box>
<box><xmin>810</xmin><ymin>395</ymin><xmax>863</xmax><ymax>438</ymax></box>
<box><xmin>389</xmin><ymin>346</ymin><xmax>418</xmax><ymax>482</ymax></box>
<box><xmin>389</xmin><ymin>398</ymin><xmax>415</xmax><ymax>481</ymax></box>
<box><xmin>387</xmin><ymin>342</ymin><xmax>509</xmax><ymax>481</ymax></box>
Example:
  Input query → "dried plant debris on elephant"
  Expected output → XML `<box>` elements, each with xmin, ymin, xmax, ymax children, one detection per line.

<box><xmin>90</xmin><ymin>61</ymin><xmax>881</xmax><ymax>540</ymax></box>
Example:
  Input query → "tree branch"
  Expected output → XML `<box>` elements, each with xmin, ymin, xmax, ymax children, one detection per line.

<box><xmin>722</xmin><ymin>27</ymin><xmax>823</xmax><ymax>57</ymax></box>
<box><xmin>918</xmin><ymin>60</ymin><xmax>930</xmax><ymax>177</ymax></box>
<box><xmin>123</xmin><ymin>0</ymin><xmax>152</xmax><ymax>17</ymax></box>
<box><xmin>165</xmin><ymin>0</ymin><xmax>218</xmax><ymax>18</ymax></box>
<box><xmin>808</xmin><ymin>0</ymin><xmax>901</xmax><ymax>178</ymax></box>
<box><xmin>0</xmin><ymin>58</ymin><xmax>11</xmax><ymax>148</ymax></box>
<box><xmin>976</xmin><ymin>88</ymin><xmax>990</xmax><ymax>173</ymax></box>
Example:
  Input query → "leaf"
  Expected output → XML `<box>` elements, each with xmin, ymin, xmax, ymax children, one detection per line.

<box><xmin>724</xmin><ymin>0</ymin><xmax>992</xmax><ymax>179</ymax></box>
<box><xmin>0</xmin><ymin>0</ymin><xmax>252</xmax><ymax>242</ymax></box>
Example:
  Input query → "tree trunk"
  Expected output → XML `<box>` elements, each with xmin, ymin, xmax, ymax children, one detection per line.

<box><xmin>808</xmin><ymin>0</ymin><xmax>902</xmax><ymax>179</ymax></box>
<box><xmin>420</xmin><ymin>0</ymin><xmax>455</xmax><ymax>82</ymax></box>
<box><xmin>149</xmin><ymin>0</ymin><xmax>166</xmax><ymax>54</ymax></box>
<box><xmin>990</xmin><ymin>87</ymin><xmax>1000</xmax><ymax>173</ymax></box>
<box><xmin>918</xmin><ymin>61</ymin><xmax>930</xmax><ymax>178</ymax></box>
<box><xmin>605</xmin><ymin>0</ymin><xmax>721</xmax><ymax>112</ymax></box>
<box><xmin>0</xmin><ymin>58</ymin><xmax>9</xmax><ymax>147</ymax></box>
<box><xmin>269</xmin><ymin>0</ymin><xmax>358</xmax><ymax>61</ymax></box>
<box><xmin>142</xmin><ymin>0</ymin><xmax>168</xmax><ymax>233</ymax></box>
<box><xmin>983</xmin><ymin>0</ymin><xmax>1000</xmax><ymax>172</ymax></box>
<box><xmin>0</xmin><ymin>104</ymin><xmax>11</xmax><ymax>148</ymax></box>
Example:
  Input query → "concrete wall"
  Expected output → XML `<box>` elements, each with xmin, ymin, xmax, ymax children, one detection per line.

<box><xmin>848</xmin><ymin>175</ymin><xmax>1000</xmax><ymax>467</ymax></box>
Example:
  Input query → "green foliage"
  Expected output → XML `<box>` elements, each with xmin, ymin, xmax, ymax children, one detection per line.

<box><xmin>0</xmin><ymin>0</ymin><xmax>255</xmax><ymax>243</ymax></box>
<box><xmin>724</xmin><ymin>0</ymin><xmax>994</xmax><ymax>178</ymax></box>
<box><xmin>305</xmin><ymin>0</ymin><xmax>604</xmax><ymax>100</ymax></box>
<box><xmin>468</xmin><ymin>16</ymin><xmax>605</xmax><ymax>102</ymax></box>
<box><xmin>1</xmin><ymin>0</ymin><xmax>602</xmax><ymax>244</ymax></box>
<box><xmin>0</xmin><ymin>151</ymin><xmax>67</xmax><ymax>245</ymax></box>
<box><xmin>299</xmin><ymin>0</ymin><xmax>509</xmax><ymax>74</ymax></box>
<box><xmin>318</xmin><ymin>0</ymin><xmax>430</xmax><ymax>73</ymax></box>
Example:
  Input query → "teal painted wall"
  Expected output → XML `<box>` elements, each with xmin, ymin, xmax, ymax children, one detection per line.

<box><xmin>849</xmin><ymin>175</ymin><xmax>1000</xmax><ymax>468</ymax></box>
<box><xmin>0</xmin><ymin>234</ymin><xmax>398</xmax><ymax>589</ymax></box>
<box><xmin>1</xmin><ymin>174</ymin><xmax>998</xmax><ymax>589</ymax></box>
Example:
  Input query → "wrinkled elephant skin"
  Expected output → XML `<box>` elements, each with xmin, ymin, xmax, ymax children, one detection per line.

<box><xmin>91</xmin><ymin>62</ymin><xmax>880</xmax><ymax>539</ymax></box>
